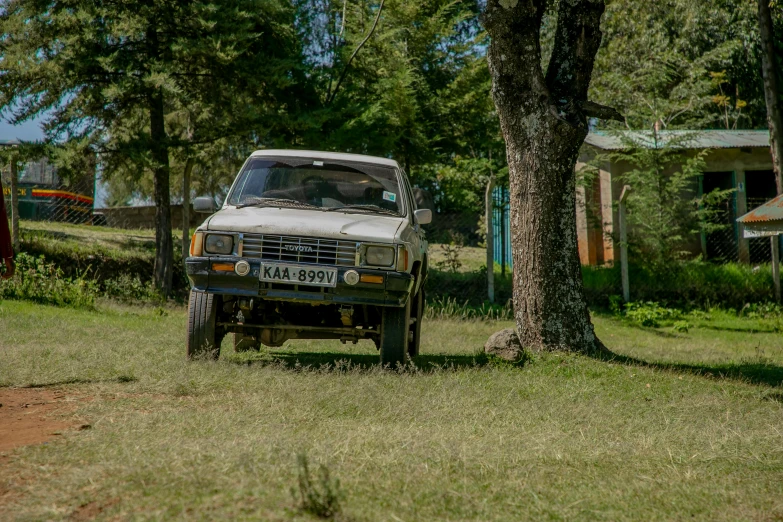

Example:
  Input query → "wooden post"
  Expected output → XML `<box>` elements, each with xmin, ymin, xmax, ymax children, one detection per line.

<box><xmin>772</xmin><ymin>234</ymin><xmax>781</xmax><ymax>303</ymax></box>
<box><xmin>485</xmin><ymin>177</ymin><xmax>495</xmax><ymax>303</ymax></box>
<box><xmin>618</xmin><ymin>185</ymin><xmax>631</xmax><ymax>302</ymax></box>
<box><xmin>735</xmin><ymin>170</ymin><xmax>750</xmax><ymax>263</ymax></box>
<box><xmin>182</xmin><ymin>158</ymin><xmax>193</xmax><ymax>262</ymax></box>
<box><xmin>697</xmin><ymin>174</ymin><xmax>708</xmax><ymax>259</ymax></box>
<box><xmin>500</xmin><ymin>191</ymin><xmax>507</xmax><ymax>278</ymax></box>
<box><xmin>9</xmin><ymin>156</ymin><xmax>19</xmax><ymax>252</ymax></box>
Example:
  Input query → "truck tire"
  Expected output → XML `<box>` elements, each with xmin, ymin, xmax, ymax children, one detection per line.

<box><xmin>234</xmin><ymin>332</ymin><xmax>260</xmax><ymax>352</ymax></box>
<box><xmin>408</xmin><ymin>289</ymin><xmax>424</xmax><ymax>358</ymax></box>
<box><xmin>187</xmin><ymin>290</ymin><xmax>223</xmax><ymax>360</ymax></box>
<box><xmin>380</xmin><ymin>299</ymin><xmax>410</xmax><ymax>367</ymax></box>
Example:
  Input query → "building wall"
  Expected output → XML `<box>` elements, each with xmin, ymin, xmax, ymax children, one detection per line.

<box><xmin>575</xmin><ymin>146</ymin><xmax>774</xmax><ymax>266</ymax></box>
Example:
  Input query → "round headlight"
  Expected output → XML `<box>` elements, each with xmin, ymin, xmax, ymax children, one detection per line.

<box><xmin>365</xmin><ymin>246</ymin><xmax>395</xmax><ymax>267</ymax></box>
<box><xmin>205</xmin><ymin>234</ymin><xmax>233</xmax><ymax>255</ymax></box>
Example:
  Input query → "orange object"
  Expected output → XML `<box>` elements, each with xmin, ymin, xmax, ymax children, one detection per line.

<box><xmin>212</xmin><ymin>262</ymin><xmax>235</xmax><ymax>272</ymax></box>
<box><xmin>190</xmin><ymin>232</ymin><xmax>203</xmax><ymax>257</ymax></box>
<box><xmin>360</xmin><ymin>274</ymin><xmax>384</xmax><ymax>284</ymax></box>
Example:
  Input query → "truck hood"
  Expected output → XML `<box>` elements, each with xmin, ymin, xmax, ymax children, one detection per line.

<box><xmin>205</xmin><ymin>206</ymin><xmax>406</xmax><ymax>243</ymax></box>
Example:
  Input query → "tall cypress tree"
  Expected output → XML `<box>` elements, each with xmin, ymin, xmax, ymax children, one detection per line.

<box><xmin>0</xmin><ymin>0</ymin><xmax>297</xmax><ymax>295</ymax></box>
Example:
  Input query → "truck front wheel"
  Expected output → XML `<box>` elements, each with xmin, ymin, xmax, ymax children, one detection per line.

<box><xmin>187</xmin><ymin>290</ymin><xmax>224</xmax><ymax>360</ymax></box>
<box><xmin>408</xmin><ymin>289</ymin><xmax>424</xmax><ymax>358</ymax></box>
<box><xmin>380</xmin><ymin>299</ymin><xmax>410</xmax><ymax>367</ymax></box>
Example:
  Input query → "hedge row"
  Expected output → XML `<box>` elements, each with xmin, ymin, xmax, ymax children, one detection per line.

<box><xmin>426</xmin><ymin>262</ymin><xmax>779</xmax><ymax>310</ymax></box>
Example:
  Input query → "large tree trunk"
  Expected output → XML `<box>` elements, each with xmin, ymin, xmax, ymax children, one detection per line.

<box><xmin>150</xmin><ymin>88</ymin><xmax>173</xmax><ymax>296</ymax></box>
<box><xmin>483</xmin><ymin>0</ymin><xmax>617</xmax><ymax>354</ymax></box>
<box><xmin>182</xmin><ymin>157</ymin><xmax>193</xmax><ymax>264</ymax></box>
<box><xmin>758</xmin><ymin>0</ymin><xmax>783</xmax><ymax>195</ymax></box>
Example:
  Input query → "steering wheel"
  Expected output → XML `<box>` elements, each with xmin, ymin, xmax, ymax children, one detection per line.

<box><xmin>301</xmin><ymin>175</ymin><xmax>329</xmax><ymax>202</ymax></box>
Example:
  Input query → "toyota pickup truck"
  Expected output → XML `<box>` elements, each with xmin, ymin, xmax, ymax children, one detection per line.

<box><xmin>185</xmin><ymin>150</ymin><xmax>430</xmax><ymax>366</ymax></box>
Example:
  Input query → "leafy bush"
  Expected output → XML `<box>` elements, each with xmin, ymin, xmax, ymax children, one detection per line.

<box><xmin>427</xmin><ymin>260</ymin><xmax>778</xmax><ymax>311</ymax></box>
<box><xmin>624</xmin><ymin>301</ymin><xmax>681</xmax><ymax>327</ymax></box>
<box><xmin>672</xmin><ymin>320</ymin><xmax>691</xmax><ymax>333</ymax></box>
<box><xmin>102</xmin><ymin>274</ymin><xmax>162</xmax><ymax>302</ymax></box>
<box><xmin>582</xmin><ymin>261</ymin><xmax>779</xmax><ymax>309</ymax></box>
<box><xmin>0</xmin><ymin>253</ymin><xmax>98</xmax><ymax>308</ymax></box>
<box><xmin>19</xmin><ymin>229</ymin><xmax>190</xmax><ymax>299</ymax></box>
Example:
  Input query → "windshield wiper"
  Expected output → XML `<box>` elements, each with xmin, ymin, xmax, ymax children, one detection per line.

<box><xmin>324</xmin><ymin>204</ymin><xmax>399</xmax><ymax>216</ymax></box>
<box><xmin>236</xmin><ymin>197</ymin><xmax>317</xmax><ymax>209</ymax></box>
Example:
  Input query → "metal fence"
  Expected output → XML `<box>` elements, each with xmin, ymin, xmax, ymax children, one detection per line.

<box><xmin>1</xmin><ymin>158</ymin><xmax>94</xmax><ymax>226</ymax></box>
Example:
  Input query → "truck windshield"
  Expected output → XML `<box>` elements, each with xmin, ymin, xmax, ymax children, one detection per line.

<box><xmin>227</xmin><ymin>157</ymin><xmax>404</xmax><ymax>215</ymax></box>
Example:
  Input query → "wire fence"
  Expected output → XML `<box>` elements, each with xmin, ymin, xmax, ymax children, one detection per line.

<box><xmin>1</xmin><ymin>158</ymin><xmax>94</xmax><ymax>226</ymax></box>
<box><xmin>424</xmin><ymin>186</ymin><xmax>781</xmax><ymax>308</ymax></box>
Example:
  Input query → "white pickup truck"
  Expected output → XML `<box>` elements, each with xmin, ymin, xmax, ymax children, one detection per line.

<box><xmin>185</xmin><ymin>150</ymin><xmax>430</xmax><ymax>366</ymax></box>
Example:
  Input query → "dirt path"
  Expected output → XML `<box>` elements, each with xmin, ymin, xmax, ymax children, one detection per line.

<box><xmin>0</xmin><ymin>388</ymin><xmax>87</xmax><ymax>452</ymax></box>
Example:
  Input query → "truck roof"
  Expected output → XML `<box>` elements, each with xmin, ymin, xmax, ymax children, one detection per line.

<box><xmin>250</xmin><ymin>149</ymin><xmax>400</xmax><ymax>168</ymax></box>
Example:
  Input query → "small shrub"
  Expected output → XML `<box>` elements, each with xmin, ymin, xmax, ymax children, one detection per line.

<box><xmin>739</xmin><ymin>302</ymin><xmax>782</xmax><ymax>319</ymax></box>
<box><xmin>624</xmin><ymin>301</ymin><xmax>681</xmax><ymax>327</ymax></box>
<box><xmin>608</xmin><ymin>295</ymin><xmax>624</xmax><ymax>316</ymax></box>
<box><xmin>291</xmin><ymin>454</ymin><xmax>343</xmax><ymax>520</ymax></box>
<box><xmin>102</xmin><ymin>274</ymin><xmax>161</xmax><ymax>302</ymax></box>
<box><xmin>0</xmin><ymin>253</ymin><xmax>98</xmax><ymax>308</ymax></box>
<box><xmin>672</xmin><ymin>320</ymin><xmax>691</xmax><ymax>333</ymax></box>
<box><xmin>434</xmin><ymin>233</ymin><xmax>465</xmax><ymax>273</ymax></box>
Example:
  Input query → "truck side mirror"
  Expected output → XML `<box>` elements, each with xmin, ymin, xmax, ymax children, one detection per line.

<box><xmin>193</xmin><ymin>196</ymin><xmax>218</xmax><ymax>213</ymax></box>
<box><xmin>414</xmin><ymin>209</ymin><xmax>432</xmax><ymax>225</ymax></box>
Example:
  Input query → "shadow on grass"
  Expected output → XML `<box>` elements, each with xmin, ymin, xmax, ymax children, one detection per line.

<box><xmin>225</xmin><ymin>351</ymin><xmax>504</xmax><ymax>372</ymax></box>
<box><xmin>22</xmin><ymin>227</ymin><xmax>156</xmax><ymax>254</ymax></box>
<box><xmin>5</xmin><ymin>375</ymin><xmax>139</xmax><ymax>388</ymax></box>
<box><xmin>593</xmin><ymin>350</ymin><xmax>783</xmax><ymax>388</ymax></box>
<box><xmin>692</xmin><ymin>324</ymin><xmax>780</xmax><ymax>334</ymax></box>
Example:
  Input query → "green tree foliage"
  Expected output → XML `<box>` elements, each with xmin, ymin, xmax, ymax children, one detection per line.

<box><xmin>590</xmin><ymin>0</ymin><xmax>769</xmax><ymax>130</ymax></box>
<box><xmin>0</xmin><ymin>0</ymin><xmax>299</xmax><ymax>294</ymax></box>
<box><xmin>290</xmin><ymin>0</ymin><xmax>503</xmax><ymax>212</ymax></box>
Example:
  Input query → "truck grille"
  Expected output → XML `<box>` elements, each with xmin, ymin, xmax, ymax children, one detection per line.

<box><xmin>241</xmin><ymin>234</ymin><xmax>357</xmax><ymax>267</ymax></box>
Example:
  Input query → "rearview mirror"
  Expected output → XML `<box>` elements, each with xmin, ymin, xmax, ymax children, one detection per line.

<box><xmin>193</xmin><ymin>196</ymin><xmax>218</xmax><ymax>213</ymax></box>
<box><xmin>414</xmin><ymin>209</ymin><xmax>432</xmax><ymax>225</ymax></box>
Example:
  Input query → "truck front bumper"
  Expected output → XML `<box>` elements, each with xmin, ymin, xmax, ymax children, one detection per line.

<box><xmin>186</xmin><ymin>257</ymin><xmax>414</xmax><ymax>307</ymax></box>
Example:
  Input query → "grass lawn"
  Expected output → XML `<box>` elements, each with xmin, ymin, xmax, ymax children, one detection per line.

<box><xmin>18</xmin><ymin>220</ymin><xmax>193</xmax><ymax>263</ymax></box>
<box><xmin>1</xmin><ymin>300</ymin><xmax>783</xmax><ymax>520</ymax></box>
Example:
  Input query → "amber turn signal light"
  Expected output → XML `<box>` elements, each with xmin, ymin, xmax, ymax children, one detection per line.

<box><xmin>360</xmin><ymin>274</ymin><xmax>384</xmax><ymax>284</ymax></box>
<box><xmin>211</xmin><ymin>262</ymin><xmax>235</xmax><ymax>272</ymax></box>
<box><xmin>190</xmin><ymin>232</ymin><xmax>204</xmax><ymax>257</ymax></box>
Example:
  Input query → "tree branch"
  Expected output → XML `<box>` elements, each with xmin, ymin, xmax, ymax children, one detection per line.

<box><xmin>326</xmin><ymin>0</ymin><xmax>385</xmax><ymax>106</ymax></box>
<box><xmin>482</xmin><ymin>0</ymin><xmax>549</xmax><ymax>113</ymax></box>
<box><xmin>546</xmin><ymin>0</ymin><xmax>606</xmax><ymax>103</ymax></box>
<box><xmin>581</xmin><ymin>101</ymin><xmax>624</xmax><ymax>122</ymax></box>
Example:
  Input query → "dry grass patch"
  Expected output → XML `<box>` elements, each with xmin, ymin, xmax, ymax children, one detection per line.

<box><xmin>0</xmin><ymin>300</ymin><xmax>782</xmax><ymax>520</ymax></box>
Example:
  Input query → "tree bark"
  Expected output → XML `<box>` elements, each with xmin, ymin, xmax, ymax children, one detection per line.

<box><xmin>182</xmin><ymin>157</ymin><xmax>193</xmax><ymax>263</ymax></box>
<box><xmin>150</xmin><ymin>88</ymin><xmax>173</xmax><ymax>296</ymax></box>
<box><xmin>758</xmin><ymin>0</ymin><xmax>783</xmax><ymax>195</ymax></box>
<box><xmin>9</xmin><ymin>155</ymin><xmax>19</xmax><ymax>252</ymax></box>
<box><xmin>483</xmin><ymin>0</ymin><xmax>611</xmax><ymax>354</ymax></box>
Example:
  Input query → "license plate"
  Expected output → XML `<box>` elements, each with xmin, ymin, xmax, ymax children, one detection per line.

<box><xmin>259</xmin><ymin>263</ymin><xmax>338</xmax><ymax>287</ymax></box>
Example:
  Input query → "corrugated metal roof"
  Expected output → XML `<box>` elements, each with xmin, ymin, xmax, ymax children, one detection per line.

<box><xmin>585</xmin><ymin>130</ymin><xmax>770</xmax><ymax>151</ymax></box>
<box><xmin>737</xmin><ymin>193</ymin><xmax>783</xmax><ymax>226</ymax></box>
